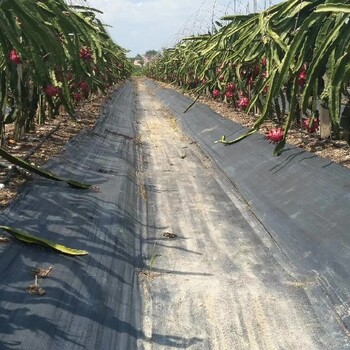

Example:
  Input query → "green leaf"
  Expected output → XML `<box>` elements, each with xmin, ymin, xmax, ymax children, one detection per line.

<box><xmin>273</xmin><ymin>140</ymin><xmax>286</xmax><ymax>156</ymax></box>
<box><xmin>216</xmin><ymin>129</ymin><xmax>257</xmax><ymax>145</ymax></box>
<box><xmin>315</xmin><ymin>4</ymin><xmax>350</xmax><ymax>13</ymax></box>
<box><xmin>0</xmin><ymin>226</ymin><xmax>88</xmax><ymax>256</ymax></box>
<box><xmin>0</xmin><ymin>148</ymin><xmax>91</xmax><ymax>189</ymax></box>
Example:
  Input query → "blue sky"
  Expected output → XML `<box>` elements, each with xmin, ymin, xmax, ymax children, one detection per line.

<box><xmin>80</xmin><ymin>0</ymin><xmax>282</xmax><ymax>57</ymax></box>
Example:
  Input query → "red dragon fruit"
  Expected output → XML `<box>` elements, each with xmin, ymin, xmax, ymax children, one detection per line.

<box><xmin>9</xmin><ymin>50</ymin><xmax>21</xmax><ymax>64</ymax></box>
<box><xmin>238</xmin><ymin>96</ymin><xmax>249</xmax><ymax>109</ymax></box>
<box><xmin>80</xmin><ymin>47</ymin><xmax>93</xmax><ymax>61</ymax></box>
<box><xmin>253</xmin><ymin>65</ymin><xmax>260</xmax><ymax>77</ymax></box>
<box><xmin>226</xmin><ymin>82</ymin><xmax>235</xmax><ymax>92</ymax></box>
<box><xmin>298</xmin><ymin>70</ymin><xmax>307</xmax><ymax>86</ymax></box>
<box><xmin>212</xmin><ymin>89</ymin><xmax>221</xmax><ymax>99</ymax></box>
<box><xmin>43</xmin><ymin>85</ymin><xmax>61</xmax><ymax>97</ymax></box>
<box><xmin>298</xmin><ymin>64</ymin><xmax>307</xmax><ymax>86</ymax></box>
<box><xmin>225</xmin><ymin>91</ymin><xmax>233</xmax><ymax>101</ymax></box>
<box><xmin>266</xmin><ymin>128</ymin><xmax>284</xmax><ymax>143</ymax></box>
<box><xmin>302</xmin><ymin>117</ymin><xmax>319</xmax><ymax>133</ymax></box>
<box><xmin>263</xmin><ymin>85</ymin><xmax>269</xmax><ymax>95</ymax></box>
<box><xmin>73</xmin><ymin>92</ymin><xmax>82</xmax><ymax>102</ymax></box>
<box><xmin>79</xmin><ymin>81</ymin><xmax>90</xmax><ymax>92</ymax></box>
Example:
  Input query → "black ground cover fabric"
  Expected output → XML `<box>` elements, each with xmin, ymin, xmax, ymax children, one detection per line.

<box><xmin>150</xmin><ymin>79</ymin><xmax>350</xmax><ymax>327</ymax></box>
<box><xmin>0</xmin><ymin>82</ymin><xmax>144</xmax><ymax>350</ymax></box>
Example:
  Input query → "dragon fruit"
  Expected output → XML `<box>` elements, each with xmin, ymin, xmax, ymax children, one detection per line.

<box><xmin>79</xmin><ymin>81</ymin><xmax>90</xmax><ymax>92</ymax></box>
<box><xmin>238</xmin><ymin>96</ymin><xmax>249</xmax><ymax>109</ymax></box>
<box><xmin>302</xmin><ymin>117</ymin><xmax>319</xmax><ymax>133</ymax></box>
<box><xmin>266</xmin><ymin>128</ymin><xmax>284</xmax><ymax>143</ymax></box>
<box><xmin>226</xmin><ymin>82</ymin><xmax>235</xmax><ymax>92</ymax></box>
<box><xmin>212</xmin><ymin>89</ymin><xmax>221</xmax><ymax>98</ymax></box>
<box><xmin>298</xmin><ymin>64</ymin><xmax>308</xmax><ymax>86</ymax></box>
<box><xmin>9</xmin><ymin>50</ymin><xmax>21</xmax><ymax>64</ymax></box>
<box><xmin>225</xmin><ymin>91</ymin><xmax>233</xmax><ymax>101</ymax></box>
<box><xmin>80</xmin><ymin>47</ymin><xmax>93</xmax><ymax>61</ymax></box>
<box><xmin>73</xmin><ymin>92</ymin><xmax>82</xmax><ymax>102</ymax></box>
<box><xmin>43</xmin><ymin>85</ymin><xmax>60</xmax><ymax>97</ymax></box>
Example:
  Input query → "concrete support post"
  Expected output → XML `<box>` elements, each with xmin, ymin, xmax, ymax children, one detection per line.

<box><xmin>319</xmin><ymin>107</ymin><xmax>331</xmax><ymax>138</ymax></box>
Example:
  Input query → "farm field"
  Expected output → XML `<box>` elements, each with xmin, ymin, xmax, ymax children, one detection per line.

<box><xmin>1</xmin><ymin>0</ymin><xmax>350</xmax><ymax>349</ymax></box>
<box><xmin>0</xmin><ymin>78</ymin><xmax>349</xmax><ymax>349</ymax></box>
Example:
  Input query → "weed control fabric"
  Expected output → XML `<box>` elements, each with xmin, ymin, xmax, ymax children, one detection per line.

<box><xmin>0</xmin><ymin>82</ymin><xmax>143</xmax><ymax>349</ymax></box>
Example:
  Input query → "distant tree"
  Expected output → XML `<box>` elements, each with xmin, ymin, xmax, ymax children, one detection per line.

<box><xmin>135</xmin><ymin>53</ymin><xmax>143</xmax><ymax>60</ymax></box>
<box><xmin>144</xmin><ymin>50</ymin><xmax>158</xmax><ymax>59</ymax></box>
<box><xmin>130</xmin><ymin>53</ymin><xmax>143</xmax><ymax>62</ymax></box>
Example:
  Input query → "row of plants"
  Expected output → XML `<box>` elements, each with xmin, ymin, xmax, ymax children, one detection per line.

<box><xmin>0</xmin><ymin>0</ymin><xmax>132</xmax><ymax>177</ymax></box>
<box><xmin>144</xmin><ymin>0</ymin><xmax>350</xmax><ymax>155</ymax></box>
<box><xmin>0</xmin><ymin>0</ymin><xmax>132</xmax><ymax>143</ymax></box>
<box><xmin>0</xmin><ymin>0</ymin><xmax>132</xmax><ymax>254</ymax></box>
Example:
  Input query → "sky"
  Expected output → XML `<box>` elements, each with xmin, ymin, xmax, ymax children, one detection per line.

<box><xmin>72</xmin><ymin>0</ymin><xmax>282</xmax><ymax>57</ymax></box>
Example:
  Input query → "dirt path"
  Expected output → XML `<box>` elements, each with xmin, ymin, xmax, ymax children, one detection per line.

<box><xmin>135</xmin><ymin>78</ymin><xmax>350</xmax><ymax>349</ymax></box>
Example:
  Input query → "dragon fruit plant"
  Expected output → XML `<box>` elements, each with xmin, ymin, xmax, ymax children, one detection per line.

<box><xmin>144</xmin><ymin>0</ymin><xmax>350</xmax><ymax>153</ymax></box>
<box><xmin>0</xmin><ymin>0</ymin><xmax>132</xmax><ymax>144</ymax></box>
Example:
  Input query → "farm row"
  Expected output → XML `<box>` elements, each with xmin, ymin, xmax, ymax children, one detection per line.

<box><xmin>145</xmin><ymin>0</ymin><xmax>350</xmax><ymax>155</ymax></box>
<box><xmin>0</xmin><ymin>0</ymin><xmax>131</xmax><ymax>143</ymax></box>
